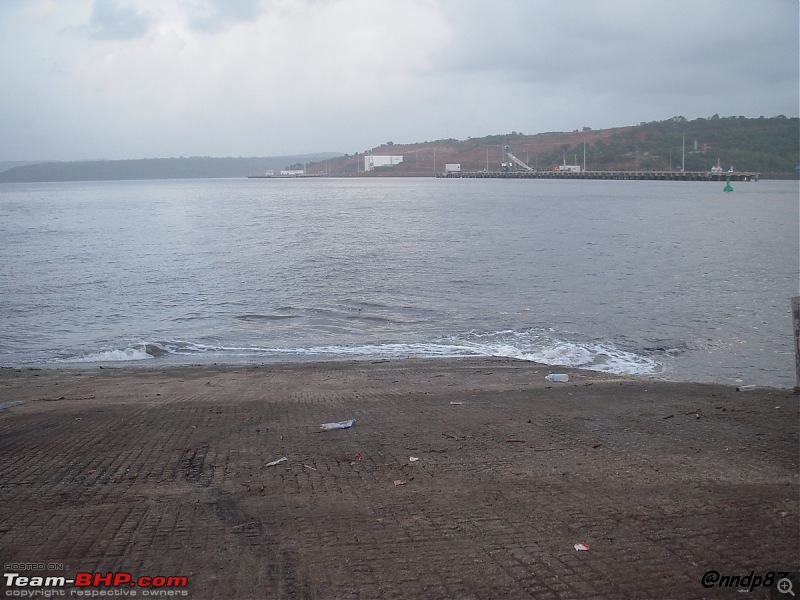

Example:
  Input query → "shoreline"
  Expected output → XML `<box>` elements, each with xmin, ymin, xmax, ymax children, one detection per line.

<box><xmin>1</xmin><ymin>357</ymin><xmax>798</xmax><ymax>598</ymax></box>
<box><xmin>3</xmin><ymin>354</ymin><xmax>793</xmax><ymax>392</ymax></box>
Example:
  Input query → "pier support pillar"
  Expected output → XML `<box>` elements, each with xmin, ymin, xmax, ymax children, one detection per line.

<box><xmin>793</xmin><ymin>296</ymin><xmax>800</xmax><ymax>392</ymax></box>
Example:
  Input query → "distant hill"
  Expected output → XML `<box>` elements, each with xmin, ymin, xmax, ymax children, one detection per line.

<box><xmin>303</xmin><ymin>115</ymin><xmax>799</xmax><ymax>177</ymax></box>
<box><xmin>0</xmin><ymin>154</ymin><xmax>343</xmax><ymax>183</ymax></box>
<box><xmin>2</xmin><ymin>116</ymin><xmax>796</xmax><ymax>182</ymax></box>
<box><xmin>0</xmin><ymin>161</ymin><xmax>43</xmax><ymax>173</ymax></box>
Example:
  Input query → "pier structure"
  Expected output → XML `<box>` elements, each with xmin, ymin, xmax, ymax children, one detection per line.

<box><xmin>437</xmin><ymin>170</ymin><xmax>759</xmax><ymax>182</ymax></box>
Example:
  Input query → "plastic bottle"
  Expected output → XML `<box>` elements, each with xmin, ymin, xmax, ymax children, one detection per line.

<box><xmin>319</xmin><ymin>418</ymin><xmax>356</xmax><ymax>431</ymax></box>
<box><xmin>546</xmin><ymin>374</ymin><xmax>569</xmax><ymax>383</ymax></box>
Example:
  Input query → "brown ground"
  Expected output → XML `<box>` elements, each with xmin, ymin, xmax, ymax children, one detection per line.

<box><xmin>1</xmin><ymin>358</ymin><xmax>798</xmax><ymax>599</ymax></box>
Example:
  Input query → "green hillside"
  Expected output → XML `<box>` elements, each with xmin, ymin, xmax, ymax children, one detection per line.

<box><xmin>307</xmin><ymin>115</ymin><xmax>799</xmax><ymax>176</ymax></box>
<box><xmin>585</xmin><ymin>115</ymin><xmax>799</xmax><ymax>172</ymax></box>
<box><xmin>1</xmin><ymin>115</ymin><xmax>796</xmax><ymax>181</ymax></box>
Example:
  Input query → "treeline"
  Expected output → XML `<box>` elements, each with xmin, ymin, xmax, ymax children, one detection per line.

<box><xmin>3</xmin><ymin>116</ymin><xmax>797</xmax><ymax>182</ymax></box>
<box><xmin>536</xmin><ymin>115</ymin><xmax>799</xmax><ymax>172</ymax></box>
<box><xmin>304</xmin><ymin>115</ymin><xmax>798</xmax><ymax>176</ymax></box>
<box><xmin>0</xmin><ymin>154</ymin><xmax>342</xmax><ymax>183</ymax></box>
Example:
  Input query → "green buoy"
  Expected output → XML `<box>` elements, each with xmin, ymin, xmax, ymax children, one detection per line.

<box><xmin>723</xmin><ymin>176</ymin><xmax>733</xmax><ymax>192</ymax></box>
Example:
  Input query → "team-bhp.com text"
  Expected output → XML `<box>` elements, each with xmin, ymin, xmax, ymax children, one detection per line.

<box><xmin>4</xmin><ymin>572</ymin><xmax>189</xmax><ymax>597</ymax></box>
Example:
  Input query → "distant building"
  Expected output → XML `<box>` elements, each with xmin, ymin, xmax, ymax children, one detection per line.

<box><xmin>365</xmin><ymin>155</ymin><xmax>404</xmax><ymax>171</ymax></box>
<box><xmin>445</xmin><ymin>164</ymin><xmax>461</xmax><ymax>172</ymax></box>
<box><xmin>280</xmin><ymin>169</ymin><xmax>305</xmax><ymax>176</ymax></box>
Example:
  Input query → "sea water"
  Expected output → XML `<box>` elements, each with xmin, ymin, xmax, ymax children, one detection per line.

<box><xmin>0</xmin><ymin>177</ymin><xmax>796</xmax><ymax>387</ymax></box>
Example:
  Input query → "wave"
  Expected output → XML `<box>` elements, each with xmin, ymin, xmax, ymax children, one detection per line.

<box><xmin>232</xmin><ymin>305</ymin><xmax>423</xmax><ymax>327</ymax></box>
<box><xmin>56</xmin><ymin>329</ymin><xmax>663</xmax><ymax>376</ymax></box>
<box><xmin>68</xmin><ymin>340</ymin><xmax>208</xmax><ymax>363</ymax></box>
<box><xmin>234</xmin><ymin>313</ymin><xmax>302</xmax><ymax>321</ymax></box>
<box><xmin>72</xmin><ymin>347</ymin><xmax>154</xmax><ymax>362</ymax></box>
<box><xmin>641</xmin><ymin>339</ymin><xmax>689</xmax><ymax>356</ymax></box>
<box><xmin>440</xmin><ymin>330</ymin><xmax>661</xmax><ymax>375</ymax></box>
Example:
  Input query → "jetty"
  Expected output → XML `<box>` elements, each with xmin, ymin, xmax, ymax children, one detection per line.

<box><xmin>437</xmin><ymin>170</ymin><xmax>759</xmax><ymax>182</ymax></box>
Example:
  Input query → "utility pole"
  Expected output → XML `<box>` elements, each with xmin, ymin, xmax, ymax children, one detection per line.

<box><xmin>682</xmin><ymin>131</ymin><xmax>685</xmax><ymax>172</ymax></box>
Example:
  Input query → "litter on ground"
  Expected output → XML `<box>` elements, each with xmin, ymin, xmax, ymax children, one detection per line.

<box><xmin>320</xmin><ymin>419</ymin><xmax>356</xmax><ymax>431</ymax></box>
<box><xmin>574</xmin><ymin>542</ymin><xmax>591</xmax><ymax>551</ymax></box>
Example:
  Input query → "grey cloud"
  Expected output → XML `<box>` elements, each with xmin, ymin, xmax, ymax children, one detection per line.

<box><xmin>435</xmin><ymin>0</ymin><xmax>798</xmax><ymax>102</ymax></box>
<box><xmin>189</xmin><ymin>0</ymin><xmax>264</xmax><ymax>32</ymax></box>
<box><xmin>87</xmin><ymin>0</ymin><xmax>150</xmax><ymax>40</ymax></box>
<box><xmin>2</xmin><ymin>0</ymin><xmax>795</xmax><ymax>161</ymax></box>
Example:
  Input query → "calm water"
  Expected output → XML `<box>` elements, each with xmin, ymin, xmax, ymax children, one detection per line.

<box><xmin>0</xmin><ymin>177</ymin><xmax>797</xmax><ymax>387</ymax></box>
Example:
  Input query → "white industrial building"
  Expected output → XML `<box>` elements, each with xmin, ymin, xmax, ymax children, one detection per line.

<box><xmin>364</xmin><ymin>155</ymin><xmax>404</xmax><ymax>171</ymax></box>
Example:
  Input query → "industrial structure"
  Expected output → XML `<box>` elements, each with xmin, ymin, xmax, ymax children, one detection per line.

<box><xmin>438</xmin><ymin>169</ymin><xmax>759</xmax><ymax>181</ymax></box>
<box><xmin>501</xmin><ymin>146</ymin><xmax>534</xmax><ymax>172</ymax></box>
<box><xmin>364</xmin><ymin>155</ymin><xmax>404</xmax><ymax>171</ymax></box>
<box><xmin>501</xmin><ymin>145</ymin><xmax>582</xmax><ymax>173</ymax></box>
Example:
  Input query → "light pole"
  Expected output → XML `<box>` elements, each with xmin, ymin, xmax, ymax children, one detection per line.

<box><xmin>681</xmin><ymin>131</ymin><xmax>685</xmax><ymax>172</ymax></box>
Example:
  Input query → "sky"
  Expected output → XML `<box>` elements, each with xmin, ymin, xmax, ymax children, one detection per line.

<box><xmin>1</xmin><ymin>0</ymin><xmax>798</xmax><ymax>161</ymax></box>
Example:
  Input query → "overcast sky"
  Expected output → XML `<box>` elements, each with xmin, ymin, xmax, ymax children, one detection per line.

<box><xmin>1</xmin><ymin>0</ymin><xmax>797</xmax><ymax>161</ymax></box>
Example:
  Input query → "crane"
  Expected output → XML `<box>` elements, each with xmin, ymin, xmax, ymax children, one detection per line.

<box><xmin>502</xmin><ymin>146</ymin><xmax>533</xmax><ymax>171</ymax></box>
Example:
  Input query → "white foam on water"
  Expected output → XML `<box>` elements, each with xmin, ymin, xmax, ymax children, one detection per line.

<box><xmin>72</xmin><ymin>347</ymin><xmax>153</xmax><ymax>362</ymax></box>
<box><xmin>439</xmin><ymin>330</ymin><xmax>661</xmax><ymax>376</ymax></box>
<box><xmin>57</xmin><ymin>329</ymin><xmax>662</xmax><ymax>376</ymax></box>
<box><xmin>64</xmin><ymin>340</ymin><xmax>207</xmax><ymax>363</ymax></box>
